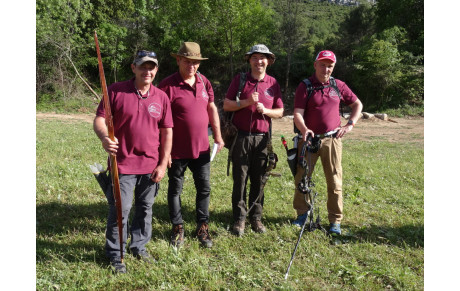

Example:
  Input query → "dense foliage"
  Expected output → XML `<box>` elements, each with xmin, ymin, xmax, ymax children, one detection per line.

<box><xmin>36</xmin><ymin>0</ymin><xmax>423</xmax><ymax>113</ymax></box>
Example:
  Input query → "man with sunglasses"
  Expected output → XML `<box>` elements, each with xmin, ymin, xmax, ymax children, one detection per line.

<box><xmin>158</xmin><ymin>42</ymin><xmax>224</xmax><ymax>249</ymax></box>
<box><xmin>93</xmin><ymin>50</ymin><xmax>173</xmax><ymax>273</ymax></box>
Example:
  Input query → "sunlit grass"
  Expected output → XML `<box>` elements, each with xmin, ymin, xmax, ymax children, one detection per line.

<box><xmin>37</xmin><ymin>117</ymin><xmax>423</xmax><ymax>290</ymax></box>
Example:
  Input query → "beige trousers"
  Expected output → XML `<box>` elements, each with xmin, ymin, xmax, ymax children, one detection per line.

<box><xmin>293</xmin><ymin>137</ymin><xmax>343</xmax><ymax>224</ymax></box>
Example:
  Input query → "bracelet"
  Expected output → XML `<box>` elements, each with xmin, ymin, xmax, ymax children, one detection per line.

<box><xmin>347</xmin><ymin>120</ymin><xmax>355</xmax><ymax>127</ymax></box>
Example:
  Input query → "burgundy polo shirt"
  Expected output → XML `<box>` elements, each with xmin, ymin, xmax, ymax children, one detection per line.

<box><xmin>96</xmin><ymin>78</ymin><xmax>173</xmax><ymax>174</ymax></box>
<box><xmin>158</xmin><ymin>72</ymin><xmax>214</xmax><ymax>159</ymax></box>
<box><xmin>226</xmin><ymin>72</ymin><xmax>284</xmax><ymax>133</ymax></box>
<box><xmin>294</xmin><ymin>75</ymin><xmax>357</xmax><ymax>134</ymax></box>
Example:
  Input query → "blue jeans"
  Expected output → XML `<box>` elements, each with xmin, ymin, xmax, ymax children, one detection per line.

<box><xmin>105</xmin><ymin>173</ymin><xmax>159</xmax><ymax>259</ymax></box>
<box><xmin>167</xmin><ymin>153</ymin><xmax>211</xmax><ymax>225</ymax></box>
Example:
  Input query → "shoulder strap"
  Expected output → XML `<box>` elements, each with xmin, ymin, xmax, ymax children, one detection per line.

<box><xmin>328</xmin><ymin>77</ymin><xmax>345</xmax><ymax>117</ymax></box>
<box><xmin>196</xmin><ymin>71</ymin><xmax>204</xmax><ymax>83</ymax></box>
<box><xmin>302</xmin><ymin>78</ymin><xmax>314</xmax><ymax>103</ymax></box>
<box><xmin>236</xmin><ymin>72</ymin><xmax>247</xmax><ymax>103</ymax></box>
<box><xmin>328</xmin><ymin>77</ymin><xmax>342</xmax><ymax>100</ymax></box>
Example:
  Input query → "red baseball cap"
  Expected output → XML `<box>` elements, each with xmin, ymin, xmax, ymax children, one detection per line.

<box><xmin>315</xmin><ymin>50</ymin><xmax>336</xmax><ymax>63</ymax></box>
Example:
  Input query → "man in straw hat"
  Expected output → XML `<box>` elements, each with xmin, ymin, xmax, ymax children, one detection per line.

<box><xmin>158</xmin><ymin>42</ymin><xmax>224</xmax><ymax>248</ymax></box>
<box><xmin>94</xmin><ymin>50</ymin><xmax>173</xmax><ymax>273</ymax></box>
<box><xmin>223</xmin><ymin>44</ymin><xmax>284</xmax><ymax>236</ymax></box>
<box><xmin>291</xmin><ymin>50</ymin><xmax>363</xmax><ymax>235</ymax></box>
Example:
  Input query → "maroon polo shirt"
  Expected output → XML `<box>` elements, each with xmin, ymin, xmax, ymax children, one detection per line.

<box><xmin>158</xmin><ymin>72</ymin><xmax>214</xmax><ymax>159</ymax></box>
<box><xmin>294</xmin><ymin>75</ymin><xmax>357</xmax><ymax>134</ymax></box>
<box><xmin>96</xmin><ymin>78</ymin><xmax>173</xmax><ymax>174</ymax></box>
<box><xmin>226</xmin><ymin>72</ymin><xmax>284</xmax><ymax>133</ymax></box>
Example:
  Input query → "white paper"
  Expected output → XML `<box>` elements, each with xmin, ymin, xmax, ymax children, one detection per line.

<box><xmin>210</xmin><ymin>143</ymin><xmax>218</xmax><ymax>162</ymax></box>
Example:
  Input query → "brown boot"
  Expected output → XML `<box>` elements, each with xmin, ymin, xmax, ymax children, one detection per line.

<box><xmin>170</xmin><ymin>224</ymin><xmax>184</xmax><ymax>247</ymax></box>
<box><xmin>196</xmin><ymin>222</ymin><xmax>213</xmax><ymax>248</ymax></box>
<box><xmin>250</xmin><ymin>219</ymin><xmax>266</xmax><ymax>233</ymax></box>
<box><xmin>232</xmin><ymin>220</ymin><xmax>245</xmax><ymax>236</ymax></box>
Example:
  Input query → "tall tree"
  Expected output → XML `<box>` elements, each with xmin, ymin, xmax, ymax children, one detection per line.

<box><xmin>276</xmin><ymin>0</ymin><xmax>308</xmax><ymax>94</ymax></box>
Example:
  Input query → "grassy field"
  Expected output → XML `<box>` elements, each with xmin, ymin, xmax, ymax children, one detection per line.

<box><xmin>36</xmin><ymin>116</ymin><xmax>423</xmax><ymax>290</ymax></box>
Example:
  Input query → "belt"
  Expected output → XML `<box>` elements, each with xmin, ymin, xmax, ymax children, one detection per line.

<box><xmin>315</xmin><ymin>130</ymin><xmax>338</xmax><ymax>139</ymax></box>
<box><xmin>238</xmin><ymin>130</ymin><xmax>266</xmax><ymax>136</ymax></box>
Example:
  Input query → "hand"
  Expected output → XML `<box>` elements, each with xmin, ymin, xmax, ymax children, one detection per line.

<box><xmin>302</xmin><ymin>129</ymin><xmax>314</xmax><ymax>142</ymax></box>
<box><xmin>102</xmin><ymin>136</ymin><xmax>119</xmax><ymax>156</ymax></box>
<box><xmin>151</xmin><ymin>164</ymin><xmax>167</xmax><ymax>183</ymax></box>
<box><xmin>256</xmin><ymin>102</ymin><xmax>265</xmax><ymax>114</ymax></box>
<box><xmin>336</xmin><ymin>124</ymin><xmax>353</xmax><ymax>138</ymax></box>
<box><xmin>248</xmin><ymin>92</ymin><xmax>259</xmax><ymax>105</ymax></box>
<box><xmin>214</xmin><ymin>138</ymin><xmax>225</xmax><ymax>154</ymax></box>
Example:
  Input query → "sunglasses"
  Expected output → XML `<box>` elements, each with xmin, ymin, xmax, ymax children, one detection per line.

<box><xmin>136</xmin><ymin>50</ymin><xmax>157</xmax><ymax>59</ymax></box>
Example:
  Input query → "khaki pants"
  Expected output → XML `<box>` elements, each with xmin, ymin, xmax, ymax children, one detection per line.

<box><xmin>293</xmin><ymin>137</ymin><xmax>343</xmax><ymax>224</ymax></box>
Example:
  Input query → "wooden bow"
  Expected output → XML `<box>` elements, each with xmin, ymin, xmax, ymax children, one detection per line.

<box><xmin>94</xmin><ymin>31</ymin><xmax>124</xmax><ymax>262</ymax></box>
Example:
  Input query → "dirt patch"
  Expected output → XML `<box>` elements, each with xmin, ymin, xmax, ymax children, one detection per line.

<box><xmin>37</xmin><ymin>112</ymin><xmax>424</xmax><ymax>145</ymax></box>
<box><xmin>269</xmin><ymin>115</ymin><xmax>423</xmax><ymax>145</ymax></box>
<box><xmin>37</xmin><ymin>112</ymin><xmax>95</xmax><ymax>123</ymax></box>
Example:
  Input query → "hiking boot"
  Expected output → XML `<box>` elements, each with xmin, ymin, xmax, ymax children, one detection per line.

<box><xmin>110</xmin><ymin>257</ymin><xmax>127</xmax><ymax>274</ymax></box>
<box><xmin>196</xmin><ymin>222</ymin><xmax>213</xmax><ymax>248</ymax></box>
<box><xmin>232</xmin><ymin>220</ymin><xmax>245</xmax><ymax>236</ymax></box>
<box><xmin>170</xmin><ymin>224</ymin><xmax>184</xmax><ymax>248</ymax></box>
<box><xmin>329</xmin><ymin>223</ymin><xmax>341</xmax><ymax>235</ymax></box>
<box><xmin>250</xmin><ymin>219</ymin><xmax>266</xmax><ymax>233</ymax></box>
<box><xmin>292</xmin><ymin>212</ymin><xmax>308</xmax><ymax>227</ymax></box>
<box><xmin>134</xmin><ymin>250</ymin><xmax>155</xmax><ymax>264</ymax></box>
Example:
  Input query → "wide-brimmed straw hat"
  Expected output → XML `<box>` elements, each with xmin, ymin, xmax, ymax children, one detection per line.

<box><xmin>170</xmin><ymin>42</ymin><xmax>208</xmax><ymax>60</ymax></box>
<box><xmin>244</xmin><ymin>44</ymin><xmax>276</xmax><ymax>65</ymax></box>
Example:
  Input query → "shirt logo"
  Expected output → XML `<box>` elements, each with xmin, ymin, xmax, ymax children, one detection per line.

<box><xmin>328</xmin><ymin>88</ymin><xmax>340</xmax><ymax>100</ymax></box>
<box><xmin>263</xmin><ymin>88</ymin><xmax>274</xmax><ymax>100</ymax></box>
<box><xmin>201</xmin><ymin>89</ymin><xmax>209</xmax><ymax>102</ymax></box>
<box><xmin>148</xmin><ymin>102</ymin><xmax>161</xmax><ymax>118</ymax></box>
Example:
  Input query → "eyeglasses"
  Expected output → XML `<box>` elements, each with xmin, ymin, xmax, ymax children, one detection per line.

<box><xmin>136</xmin><ymin>50</ymin><xmax>157</xmax><ymax>59</ymax></box>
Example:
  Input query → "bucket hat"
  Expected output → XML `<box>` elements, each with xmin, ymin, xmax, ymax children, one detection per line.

<box><xmin>170</xmin><ymin>42</ymin><xmax>208</xmax><ymax>60</ymax></box>
<box><xmin>244</xmin><ymin>44</ymin><xmax>276</xmax><ymax>65</ymax></box>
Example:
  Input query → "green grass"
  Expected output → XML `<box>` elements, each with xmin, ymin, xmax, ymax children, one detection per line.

<box><xmin>36</xmin><ymin>117</ymin><xmax>423</xmax><ymax>290</ymax></box>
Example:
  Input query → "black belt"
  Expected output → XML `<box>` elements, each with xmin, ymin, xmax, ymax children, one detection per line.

<box><xmin>238</xmin><ymin>130</ymin><xmax>266</xmax><ymax>136</ymax></box>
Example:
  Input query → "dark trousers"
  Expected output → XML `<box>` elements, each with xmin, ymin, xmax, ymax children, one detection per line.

<box><xmin>231</xmin><ymin>134</ymin><xmax>268</xmax><ymax>222</ymax></box>
<box><xmin>105</xmin><ymin>173</ymin><xmax>159</xmax><ymax>259</ymax></box>
<box><xmin>167</xmin><ymin>153</ymin><xmax>211</xmax><ymax>225</ymax></box>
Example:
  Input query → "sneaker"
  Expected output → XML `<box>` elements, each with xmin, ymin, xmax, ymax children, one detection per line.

<box><xmin>170</xmin><ymin>224</ymin><xmax>184</xmax><ymax>247</ymax></box>
<box><xmin>110</xmin><ymin>257</ymin><xmax>127</xmax><ymax>274</ymax></box>
<box><xmin>292</xmin><ymin>213</ymin><xmax>308</xmax><ymax>227</ymax></box>
<box><xmin>329</xmin><ymin>223</ymin><xmax>341</xmax><ymax>235</ymax></box>
<box><xmin>232</xmin><ymin>220</ymin><xmax>245</xmax><ymax>236</ymax></box>
<box><xmin>134</xmin><ymin>250</ymin><xmax>155</xmax><ymax>264</ymax></box>
<box><xmin>196</xmin><ymin>222</ymin><xmax>213</xmax><ymax>248</ymax></box>
<box><xmin>250</xmin><ymin>219</ymin><xmax>266</xmax><ymax>233</ymax></box>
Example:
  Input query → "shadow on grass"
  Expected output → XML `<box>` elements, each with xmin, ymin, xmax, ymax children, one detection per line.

<box><xmin>335</xmin><ymin>223</ymin><xmax>424</xmax><ymax>248</ymax></box>
<box><xmin>36</xmin><ymin>199</ymin><xmax>238</xmax><ymax>263</ymax></box>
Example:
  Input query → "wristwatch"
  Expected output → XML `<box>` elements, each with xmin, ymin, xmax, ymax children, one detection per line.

<box><xmin>347</xmin><ymin>119</ymin><xmax>355</xmax><ymax>127</ymax></box>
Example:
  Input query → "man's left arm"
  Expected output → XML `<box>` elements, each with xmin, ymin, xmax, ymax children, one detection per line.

<box><xmin>336</xmin><ymin>98</ymin><xmax>363</xmax><ymax>138</ymax></box>
<box><xmin>151</xmin><ymin>127</ymin><xmax>173</xmax><ymax>182</ymax></box>
<box><xmin>256</xmin><ymin>106</ymin><xmax>284</xmax><ymax>119</ymax></box>
<box><xmin>207</xmin><ymin>102</ymin><xmax>225</xmax><ymax>153</ymax></box>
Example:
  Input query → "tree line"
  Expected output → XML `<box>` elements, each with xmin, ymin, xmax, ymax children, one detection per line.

<box><xmin>36</xmin><ymin>0</ymin><xmax>423</xmax><ymax>113</ymax></box>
